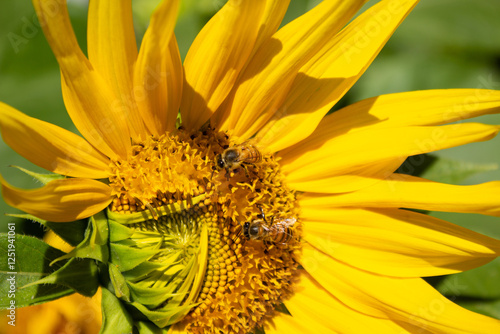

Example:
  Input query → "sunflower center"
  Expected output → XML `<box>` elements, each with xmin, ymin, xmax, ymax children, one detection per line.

<box><xmin>108</xmin><ymin>128</ymin><xmax>301</xmax><ymax>333</ymax></box>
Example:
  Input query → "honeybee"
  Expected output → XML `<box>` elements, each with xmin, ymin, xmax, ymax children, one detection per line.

<box><xmin>243</xmin><ymin>208</ymin><xmax>297</xmax><ymax>245</ymax></box>
<box><xmin>215</xmin><ymin>142</ymin><xmax>262</xmax><ymax>176</ymax></box>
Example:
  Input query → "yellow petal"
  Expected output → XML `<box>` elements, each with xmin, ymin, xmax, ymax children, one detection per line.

<box><xmin>182</xmin><ymin>0</ymin><xmax>276</xmax><ymax>131</ymax></box>
<box><xmin>87</xmin><ymin>0</ymin><xmax>148</xmax><ymax>141</ymax></box>
<box><xmin>320</xmin><ymin>89</ymin><xmax>500</xmax><ymax>136</ymax></box>
<box><xmin>0</xmin><ymin>103</ymin><xmax>110</xmax><ymax>178</ymax></box>
<box><xmin>286</xmin><ymin>159</ymin><xmax>402</xmax><ymax>194</ymax></box>
<box><xmin>218</xmin><ymin>0</ymin><xmax>368</xmax><ymax>136</ymax></box>
<box><xmin>302</xmin><ymin>243</ymin><xmax>500</xmax><ymax>333</ymax></box>
<box><xmin>33</xmin><ymin>0</ymin><xmax>131</xmax><ymax>159</ymax></box>
<box><xmin>255</xmin><ymin>0</ymin><xmax>419</xmax><ymax>152</ymax></box>
<box><xmin>283</xmin><ymin>270</ymin><xmax>410</xmax><ymax>333</ymax></box>
<box><xmin>134</xmin><ymin>0</ymin><xmax>182</xmax><ymax>136</ymax></box>
<box><xmin>264</xmin><ymin>310</ymin><xmax>333</xmax><ymax>334</ymax></box>
<box><xmin>301</xmin><ymin>207</ymin><xmax>500</xmax><ymax>277</ymax></box>
<box><xmin>300</xmin><ymin>173</ymin><xmax>500</xmax><ymax>216</ymax></box>
<box><xmin>280</xmin><ymin>123</ymin><xmax>500</xmax><ymax>187</ymax></box>
<box><xmin>0</xmin><ymin>174</ymin><xmax>111</xmax><ymax>222</ymax></box>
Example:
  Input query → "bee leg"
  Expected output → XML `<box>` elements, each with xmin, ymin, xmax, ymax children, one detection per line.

<box><xmin>256</xmin><ymin>204</ymin><xmax>266</xmax><ymax>220</ymax></box>
<box><xmin>225</xmin><ymin>167</ymin><xmax>231</xmax><ymax>181</ymax></box>
<box><xmin>241</xmin><ymin>164</ymin><xmax>251</xmax><ymax>178</ymax></box>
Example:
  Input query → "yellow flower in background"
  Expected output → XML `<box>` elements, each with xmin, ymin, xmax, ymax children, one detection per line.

<box><xmin>1</xmin><ymin>0</ymin><xmax>500</xmax><ymax>333</ymax></box>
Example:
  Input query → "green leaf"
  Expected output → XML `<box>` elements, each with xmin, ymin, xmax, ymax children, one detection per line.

<box><xmin>437</xmin><ymin>258</ymin><xmax>500</xmax><ymax>299</ymax></box>
<box><xmin>420</xmin><ymin>156</ymin><xmax>498</xmax><ymax>184</ymax></box>
<box><xmin>0</xmin><ymin>233</ymin><xmax>73</xmax><ymax>308</ymax></box>
<box><xmin>100</xmin><ymin>287</ymin><xmax>134</xmax><ymax>334</ymax></box>
<box><xmin>24</xmin><ymin>257</ymin><xmax>99</xmax><ymax>297</ymax></box>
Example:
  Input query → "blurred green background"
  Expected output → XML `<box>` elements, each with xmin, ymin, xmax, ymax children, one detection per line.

<box><xmin>1</xmin><ymin>0</ymin><xmax>500</xmax><ymax>320</ymax></box>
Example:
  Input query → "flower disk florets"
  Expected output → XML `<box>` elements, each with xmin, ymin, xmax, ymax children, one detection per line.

<box><xmin>108</xmin><ymin>128</ymin><xmax>302</xmax><ymax>333</ymax></box>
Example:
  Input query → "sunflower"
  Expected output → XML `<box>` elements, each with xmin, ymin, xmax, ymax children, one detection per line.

<box><xmin>2</xmin><ymin>0</ymin><xmax>500</xmax><ymax>333</ymax></box>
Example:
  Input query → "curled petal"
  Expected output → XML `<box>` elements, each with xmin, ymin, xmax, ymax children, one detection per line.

<box><xmin>1</xmin><ymin>175</ymin><xmax>111</xmax><ymax>222</ymax></box>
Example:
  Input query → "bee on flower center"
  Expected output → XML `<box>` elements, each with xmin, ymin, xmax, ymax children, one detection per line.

<box><xmin>244</xmin><ymin>207</ymin><xmax>297</xmax><ymax>245</ymax></box>
<box><xmin>215</xmin><ymin>142</ymin><xmax>262</xmax><ymax>177</ymax></box>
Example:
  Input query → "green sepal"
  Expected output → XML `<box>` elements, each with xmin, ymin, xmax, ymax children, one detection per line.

<box><xmin>0</xmin><ymin>233</ymin><xmax>73</xmax><ymax>309</ymax></box>
<box><xmin>122</xmin><ymin>261</ymin><xmax>167</xmax><ymax>281</ymax></box>
<box><xmin>51</xmin><ymin>211</ymin><xmax>109</xmax><ymax>264</ymax></box>
<box><xmin>109</xmin><ymin>264</ymin><xmax>131</xmax><ymax>302</ymax></box>
<box><xmin>109</xmin><ymin>220</ymin><xmax>134</xmax><ymax>242</ymax></box>
<box><xmin>23</xmin><ymin>257</ymin><xmax>99</xmax><ymax>297</ymax></box>
<box><xmin>134</xmin><ymin>321</ymin><xmax>170</xmax><ymax>334</ymax></box>
<box><xmin>130</xmin><ymin>301</ymin><xmax>194</xmax><ymax>328</ymax></box>
<box><xmin>100</xmin><ymin>287</ymin><xmax>134</xmax><ymax>334</ymax></box>
<box><xmin>10</xmin><ymin>165</ymin><xmax>65</xmax><ymax>185</ymax></box>
<box><xmin>128</xmin><ymin>281</ymin><xmax>178</xmax><ymax>308</ymax></box>
<box><xmin>110</xmin><ymin>243</ymin><xmax>160</xmax><ymax>272</ymax></box>
<box><xmin>6</xmin><ymin>213</ymin><xmax>46</xmax><ymax>224</ymax></box>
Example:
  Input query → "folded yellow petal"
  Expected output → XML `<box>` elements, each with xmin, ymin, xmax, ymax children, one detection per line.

<box><xmin>255</xmin><ymin>0</ymin><xmax>419</xmax><ymax>152</ymax></box>
<box><xmin>0</xmin><ymin>175</ymin><xmax>111</xmax><ymax>222</ymax></box>
<box><xmin>320</xmin><ymin>89</ymin><xmax>500</xmax><ymax>136</ymax></box>
<box><xmin>285</xmin><ymin>270</ymin><xmax>410</xmax><ymax>333</ymax></box>
<box><xmin>264</xmin><ymin>310</ymin><xmax>333</xmax><ymax>334</ymax></box>
<box><xmin>300</xmin><ymin>173</ymin><xmax>500</xmax><ymax>216</ymax></box>
<box><xmin>219</xmin><ymin>0</ymin><xmax>368</xmax><ymax>137</ymax></box>
<box><xmin>301</xmin><ymin>207</ymin><xmax>500</xmax><ymax>277</ymax></box>
<box><xmin>134</xmin><ymin>0</ymin><xmax>182</xmax><ymax>136</ymax></box>
<box><xmin>302</xmin><ymin>243</ymin><xmax>500</xmax><ymax>333</ymax></box>
<box><xmin>33</xmin><ymin>0</ymin><xmax>131</xmax><ymax>159</ymax></box>
<box><xmin>0</xmin><ymin>103</ymin><xmax>109</xmax><ymax>178</ymax></box>
<box><xmin>87</xmin><ymin>0</ymin><xmax>148</xmax><ymax>141</ymax></box>
<box><xmin>280</xmin><ymin>123</ymin><xmax>500</xmax><ymax>185</ymax></box>
<box><xmin>182</xmin><ymin>0</ymin><xmax>272</xmax><ymax>131</ymax></box>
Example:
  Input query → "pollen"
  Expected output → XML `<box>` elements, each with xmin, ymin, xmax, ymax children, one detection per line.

<box><xmin>107</xmin><ymin>128</ymin><xmax>302</xmax><ymax>333</ymax></box>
